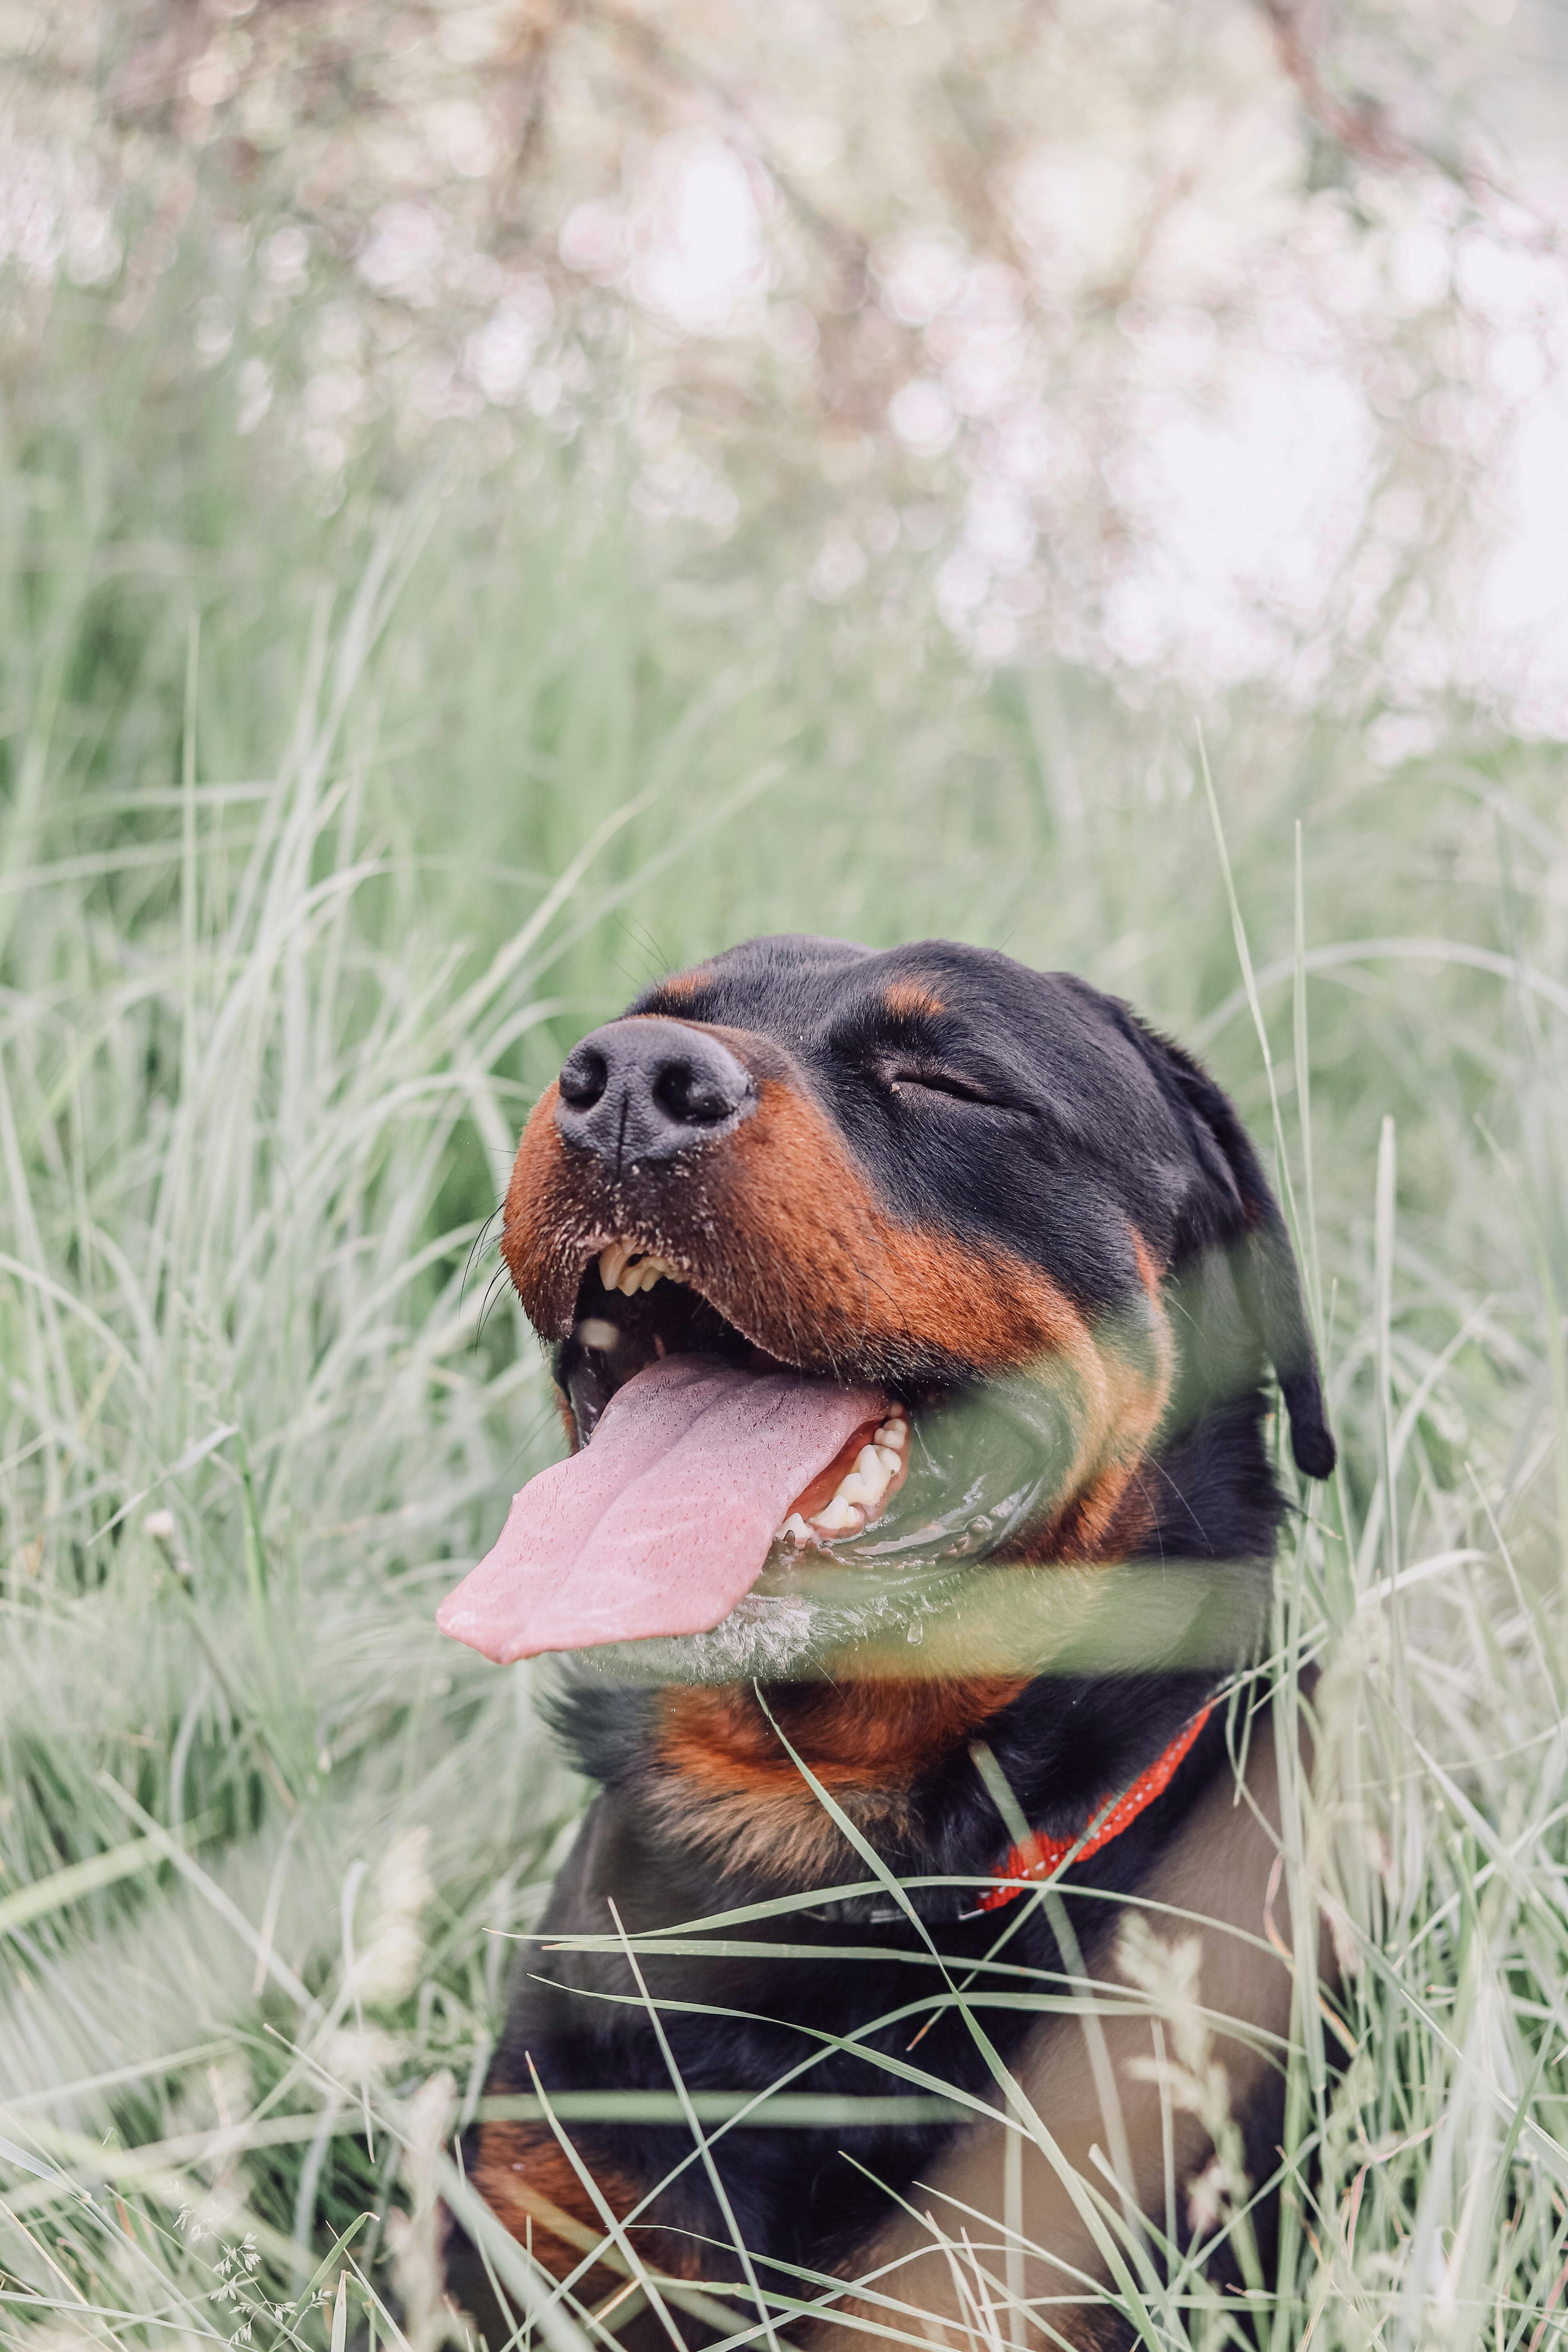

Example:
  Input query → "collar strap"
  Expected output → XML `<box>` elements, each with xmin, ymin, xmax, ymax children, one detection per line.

<box><xmin>975</xmin><ymin>1702</ymin><xmax>1214</xmax><ymax>1914</ymax></box>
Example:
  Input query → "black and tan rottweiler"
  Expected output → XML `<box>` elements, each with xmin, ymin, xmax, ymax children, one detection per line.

<box><xmin>437</xmin><ymin>933</ymin><xmax>1336</xmax><ymax>2348</ymax></box>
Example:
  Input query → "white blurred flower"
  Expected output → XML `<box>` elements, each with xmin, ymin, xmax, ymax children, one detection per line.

<box><xmin>1366</xmin><ymin>710</ymin><xmax>1440</xmax><ymax>771</ymax></box>
<box><xmin>1391</xmin><ymin>217</ymin><xmax>1451</xmax><ymax>311</ymax></box>
<box><xmin>945</xmin><ymin>336</ymin><xmax>1021</xmax><ymax>419</ymax></box>
<box><xmin>808</xmin><ymin>533</ymin><xmax>867</xmax><ymax>603</ymax></box>
<box><xmin>888</xmin><ymin>377</ymin><xmax>955</xmax><ymax>455</ymax></box>
<box><xmin>972</xmin><ymin>611</ymin><xmax>1020</xmax><ymax>664</ymax></box>
<box><xmin>786</xmin><ymin>113</ymin><xmax>846</xmax><ymax>175</ymax></box>
<box><xmin>236</xmin><ymin>357</ymin><xmax>272</xmax><ymax>435</ymax></box>
<box><xmin>1120</xmin><ymin>1913</ymin><xmax>1255</xmax><ymax>2240</ymax></box>
<box><xmin>65</xmin><ymin>204</ymin><xmax>122</xmax><ymax>288</ymax></box>
<box><xmin>390</xmin><ymin>2071</ymin><xmax>461</xmax><ymax>2352</ymax></box>
<box><xmin>937</xmin><ymin>546</ymin><xmax>989</xmax><ymax>619</ymax></box>
<box><xmin>323</xmin><ymin>2022</ymin><xmax>402</xmax><ymax>2078</ymax></box>
<box><xmin>437</xmin><ymin>9</ymin><xmax>508</xmax><ymax>66</ymax></box>
<box><xmin>350</xmin><ymin>1826</ymin><xmax>434</xmax><ymax>2009</ymax></box>
<box><xmin>466</xmin><ymin>280</ymin><xmax>554</xmax><ymax>405</ymax></box>
<box><xmin>188</xmin><ymin>48</ymin><xmax>242</xmax><ymax>111</ymax></box>
<box><xmin>559</xmin><ymin>199</ymin><xmax>624</xmax><ymax>280</ymax></box>
<box><xmin>305</xmin><ymin>368</ymin><xmax>361</xmax><ymax>421</ymax></box>
<box><xmin>629</xmin><ymin>137</ymin><xmax>775</xmax><ymax>338</ymax></box>
<box><xmin>874</xmin><ymin>229</ymin><xmax>968</xmax><ymax>327</ymax></box>
<box><xmin>357</xmin><ymin>201</ymin><xmax>447</xmax><ymax>300</ymax></box>
<box><xmin>964</xmin><ymin>483</ymin><xmax>1035</xmax><ymax>574</ymax></box>
<box><xmin>302</xmin><ymin>425</ymin><xmax>348</xmax><ymax>474</ymax></box>
<box><xmin>427</xmin><ymin>100</ymin><xmax>499</xmax><ymax>181</ymax></box>
<box><xmin>1185</xmin><ymin>2146</ymin><xmax>1247</xmax><ymax>2234</ymax></box>
<box><xmin>765</xmin><ymin>300</ymin><xmax>818</xmax><ymax>360</ymax></box>
<box><xmin>0</xmin><ymin>138</ymin><xmax>66</xmax><ymax>281</ymax></box>
<box><xmin>526</xmin><ymin>364</ymin><xmax>562</xmax><ymax>417</ymax></box>
<box><xmin>260</xmin><ymin>224</ymin><xmax>309</xmax><ymax>291</ymax></box>
<box><xmin>194</xmin><ymin>298</ymin><xmax>233</xmax><ymax>366</ymax></box>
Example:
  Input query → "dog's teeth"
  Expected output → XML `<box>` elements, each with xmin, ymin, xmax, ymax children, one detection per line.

<box><xmin>577</xmin><ymin>1317</ymin><xmax>619</xmax><ymax>1351</ymax></box>
<box><xmin>811</xmin><ymin>1495</ymin><xmax>858</xmax><ymax>1533</ymax></box>
<box><xmin>835</xmin><ymin>1462</ymin><xmax>885</xmax><ymax>1512</ymax></box>
<box><xmin>777</xmin><ymin>1513</ymin><xmax>813</xmax><ymax>1546</ymax></box>
<box><xmin>598</xmin><ymin>1245</ymin><xmax>677</xmax><ymax>1297</ymax></box>
<box><xmin>599</xmin><ymin>1243</ymin><xmax>631</xmax><ymax>1291</ymax></box>
<box><xmin>805</xmin><ymin>1415</ymin><xmax>913</xmax><ymax>1539</ymax></box>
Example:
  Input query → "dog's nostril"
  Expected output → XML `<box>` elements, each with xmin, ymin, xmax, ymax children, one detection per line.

<box><xmin>554</xmin><ymin>1017</ymin><xmax>752</xmax><ymax>1161</ymax></box>
<box><xmin>559</xmin><ymin>1047</ymin><xmax>608</xmax><ymax>1110</ymax></box>
<box><xmin>653</xmin><ymin>1059</ymin><xmax>742</xmax><ymax>1125</ymax></box>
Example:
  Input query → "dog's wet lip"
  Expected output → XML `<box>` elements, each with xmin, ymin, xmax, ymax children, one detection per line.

<box><xmin>567</xmin><ymin>1247</ymin><xmax>803</xmax><ymax>1385</ymax></box>
<box><xmin>567</xmin><ymin>1259</ymin><xmax>912</xmax><ymax>1419</ymax></box>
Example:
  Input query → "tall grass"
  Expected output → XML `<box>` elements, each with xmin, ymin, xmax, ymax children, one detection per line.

<box><xmin>3</xmin><ymin>298</ymin><xmax>1568</xmax><ymax>2349</ymax></box>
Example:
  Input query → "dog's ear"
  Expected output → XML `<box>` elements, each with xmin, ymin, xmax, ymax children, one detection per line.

<box><xmin>1127</xmin><ymin>1016</ymin><xmax>1336</xmax><ymax>1481</ymax></box>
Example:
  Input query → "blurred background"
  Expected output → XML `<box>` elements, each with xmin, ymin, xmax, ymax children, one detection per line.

<box><xmin>4</xmin><ymin>3</ymin><xmax>1568</xmax><ymax>2345</ymax></box>
<box><xmin>13</xmin><ymin>0</ymin><xmax>1568</xmax><ymax>714</ymax></box>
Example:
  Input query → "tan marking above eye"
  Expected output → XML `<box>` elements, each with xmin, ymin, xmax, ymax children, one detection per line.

<box><xmin>883</xmin><ymin>980</ymin><xmax>946</xmax><ymax>1019</ymax></box>
<box><xmin>656</xmin><ymin>965</ymin><xmax>715</xmax><ymax>1002</ymax></box>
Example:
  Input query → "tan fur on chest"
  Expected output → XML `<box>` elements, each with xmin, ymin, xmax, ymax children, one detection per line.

<box><xmin>650</xmin><ymin>1677</ymin><xmax>1027</xmax><ymax>1882</ymax></box>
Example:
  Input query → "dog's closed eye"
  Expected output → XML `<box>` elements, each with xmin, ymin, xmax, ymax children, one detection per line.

<box><xmin>884</xmin><ymin>1062</ymin><xmax>1008</xmax><ymax>1106</ymax></box>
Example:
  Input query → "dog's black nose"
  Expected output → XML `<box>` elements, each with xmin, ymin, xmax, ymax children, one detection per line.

<box><xmin>555</xmin><ymin>1019</ymin><xmax>754</xmax><ymax>1165</ymax></box>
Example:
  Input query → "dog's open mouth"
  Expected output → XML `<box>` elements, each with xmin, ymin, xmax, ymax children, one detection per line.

<box><xmin>438</xmin><ymin>1241</ymin><xmax>1082</xmax><ymax>1666</ymax></box>
<box><xmin>572</xmin><ymin>1245</ymin><xmax>914</xmax><ymax>1541</ymax></box>
<box><xmin>437</xmin><ymin>1244</ymin><xmax>922</xmax><ymax>1663</ymax></box>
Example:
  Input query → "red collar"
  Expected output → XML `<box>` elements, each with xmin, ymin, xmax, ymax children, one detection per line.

<box><xmin>975</xmin><ymin>1702</ymin><xmax>1214</xmax><ymax>1913</ymax></box>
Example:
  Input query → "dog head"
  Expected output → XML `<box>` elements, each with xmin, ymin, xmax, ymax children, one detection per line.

<box><xmin>439</xmin><ymin>935</ymin><xmax>1332</xmax><ymax>1677</ymax></box>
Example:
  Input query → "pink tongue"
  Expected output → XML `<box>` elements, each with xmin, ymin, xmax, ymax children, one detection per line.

<box><xmin>436</xmin><ymin>1357</ymin><xmax>886</xmax><ymax>1662</ymax></box>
